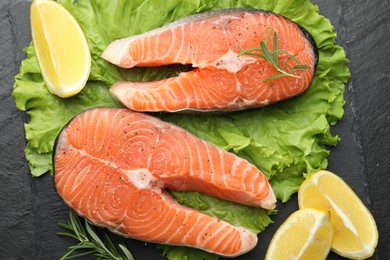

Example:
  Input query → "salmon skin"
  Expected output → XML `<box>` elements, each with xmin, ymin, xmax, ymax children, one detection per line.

<box><xmin>103</xmin><ymin>9</ymin><xmax>318</xmax><ymax>112</ymax></box>
<box><xmin>53</xmin><ymin>108</ymin><xmax>276</xmax><ymax>257</ymax></box>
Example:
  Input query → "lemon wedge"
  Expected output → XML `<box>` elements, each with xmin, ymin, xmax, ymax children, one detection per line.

<box><xmin>298</xmin><ymin>170</ymin><xmax>378</xmax><ymax>259</ymax></box>
<box><xmin>265</xmin><ymin>208</ymin><xmax>333</xmax><ymax>260</ymax></box>
<box><xmin>30</xmin><ymin>0</ymin><xmax>91</xmax><ymax>98</ymax></box>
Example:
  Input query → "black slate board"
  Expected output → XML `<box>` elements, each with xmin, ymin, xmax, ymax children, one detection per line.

<box><xmin>1</xmin><ymin>0</ymin><xmax>389</xmax><ymax>259</ymax></box>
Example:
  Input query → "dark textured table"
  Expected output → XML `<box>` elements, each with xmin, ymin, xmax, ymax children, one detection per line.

<box><xmin>1</xmin><ymin>0</ymin><xmax>389</xmax><ymax>259</ymax></box>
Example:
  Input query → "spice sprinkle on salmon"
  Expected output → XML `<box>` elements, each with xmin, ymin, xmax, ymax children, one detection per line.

<box><xmin>53</xmin><ymin>108</ymin><xmax>276</xmax><ymax>257</ymax></box>
<box><xmin>103</xmin><ymin>9</ymin><xmax>318</xmax><ymax>112</ymax></box>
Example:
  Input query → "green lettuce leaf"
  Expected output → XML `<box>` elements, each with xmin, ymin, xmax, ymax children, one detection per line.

<box><xmin>171</xmin><ymin>191</ymin><xmax>274</xmax><ymax>233</ymax></box>
<box><xmin>158</xmin><ymin>245</ymin><xmax>219</xmax><ymax>260</ymax></box>
<box><xmin>157</xmin><ymin>191</ymin><xmax>274</xmax><ymax>258</ymax></box>
<box><xmin>12</xmin><ymin>0</ymin><xmax>350</xmax><ymax>259</ymax></box>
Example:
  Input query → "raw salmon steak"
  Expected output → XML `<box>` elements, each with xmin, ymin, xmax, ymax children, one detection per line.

<box><xmin>54</xmin><ymin>108</ymin><xmax>276</xmax><ymax>256</ymax></box>
<box><xmin>103</xmin><ymin>9</ymin><xmax>318</xmax><ymax>112</ymax></box>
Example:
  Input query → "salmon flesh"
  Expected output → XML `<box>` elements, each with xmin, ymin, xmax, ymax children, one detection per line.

<box><xmin>103</xmin><ymin>9</ymin><xmax>318</xmax><ymax>112</ymax></box>
<box><xmin>53</xmin><ymin>108</ymin><xmax>276</xmax><ymax>256</ymax></box>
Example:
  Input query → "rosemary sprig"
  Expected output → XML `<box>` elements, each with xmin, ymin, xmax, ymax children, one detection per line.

<box><xmin>238</xmin><ymin>29</ymin><xmax>311</xmax><ymax>82</ymax></box>
<box><xmin>58</xmin><ymin>211</ymin><xmax>134</xmax><ymax>260</ymax></box>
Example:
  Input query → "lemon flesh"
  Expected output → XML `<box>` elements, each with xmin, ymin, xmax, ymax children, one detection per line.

<box><xmin>265</xmin><ymin>208</ymin><xmax>333</xmax><ymax>260</ymax></box>
<box><xmin>298</xmin><ymin>170</ymin><xmax>378</xmax><ymax>259</ymax></box>
<box><xmin>30</xmin><ymin>0</ymin><xmax>91</xmax><ymax>98</ymax></box>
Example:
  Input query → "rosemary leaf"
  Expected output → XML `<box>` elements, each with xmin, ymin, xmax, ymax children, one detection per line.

<box><xmin>272</xmin><ymin>31</ymin><xmax>278</xmax><ymax>61</ymax></box>
<box><xmin>56</xmin><ymin>232</ymin><xmax>79</xmax><ymax>240</ymax></box>
<box><xmin>60</xmin><ymin>250</ymin><xmax>78</xmax><ymax>260</ymax></box>
<box><xmin>84</xmin><ymin>219</ymin><xmax>121</xmax><ymax>260</ymax></box>
<box><xmin>260</xmin><ymin>41</ymin><xmax>278</xmax><ymax>68</ymax></box>
<box><xmin>245</xmin><ymin>53</ymin><xmax>267</xmax><ymax>59</ymax></box>
<box><xmin>237</xmin><ymin>47</ymin><xmax>266</xmax><ymax>59</ymax></box>
<box><xmin>237</xmin><ymin>47</ymin><xmax>259</xmax><ymax>55</ymax></box>
<box><xmin>103</xmin><ymin>232</ymin><xmax>119</xmax><ymax>254</ymax></box>
<box><xmin>69</xmin><ymin>210</ymin><xmax>84</xmax><ymax>240</ymax></box>
<box><xmin>264</xmin><ymin>28</ymin><xmax>273</xmax><ymax>47</ymax></box>
<box><xmin>292</xmin><ymin>64</ymin><xmax>312</xmax><ymax>70</ymax></box>
<box><xmin>68</xmin><ymin>243</ymin><xmax>97</xmax><ymax>250</ymax></box>
<box><xmin>58</xmin><ymin>211</ymin><xmax>134</xmax><ymax>260</ymax></box>
<box><xmin>62</xmin><ymin>251</ymin><xmax>97</xmax><ymax>259</ymax></box>
<box><xmin>85</xmin><ymin>219</ymin><xmax>105</xmax><ymax>246</ymax></box>
<box><xmin>275</xmin><ymin>49</ymin><xmax>301</xmax><ymax>63</ymax></box>
<box><xmin>119</xmin><ymin>244</ymin><xmax>135</xmax><ymax>260</ymax></box>
<box><xmin>263</xmin><ymin>73</ymin><xmax>290</xmax><ymax>82</ymax></box>
<box><xmin>58</xmin><ymin>223</ymin><xmax>73</xmax><ymax>230</ymax></box>
<box><xmin>237</xmin><ymin>28</ymin><xmax>311</xmax><ymax>82</ymax></box>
